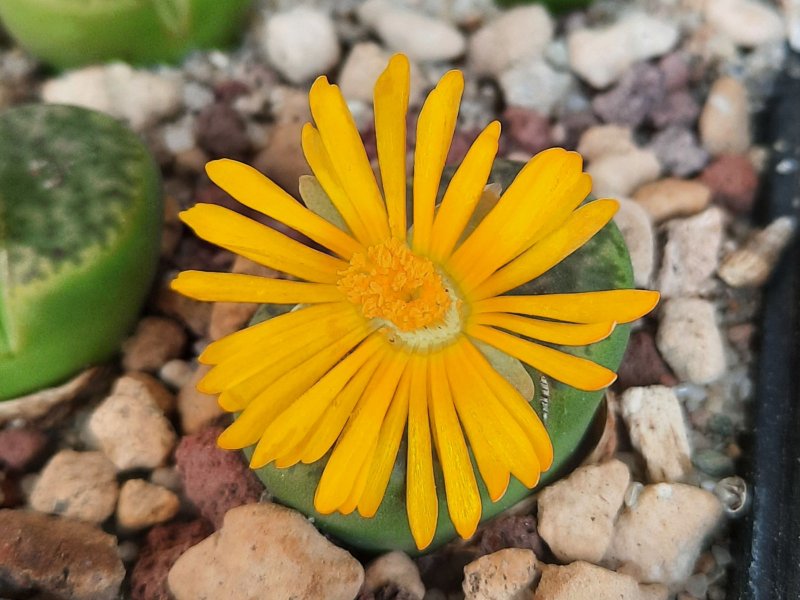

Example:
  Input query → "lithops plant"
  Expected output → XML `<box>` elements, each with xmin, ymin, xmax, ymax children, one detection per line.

<box><xmin>240</xmin><ymin>160</ymin><xmax>638</xmax><ymax>553</ymax></box>
<box><xmin>0</xmin><ymin>104</ymin><xmax>162</xmax><ymax>400</ymax></box>
<box><xmin>0</xmin><ymin>0</ymin><xmax>252</xmax><ymax>69</ymax></box>
<box><xmin>172</xmin><ymin>56</ymin><xmax>657</xmax><ymax>554</ymax></box>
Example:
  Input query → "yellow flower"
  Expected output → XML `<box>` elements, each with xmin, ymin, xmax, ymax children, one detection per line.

<box><xmin>172</xmin><ymin>54</ymin><xmax>659</xmax><ymax>550</ymax></box>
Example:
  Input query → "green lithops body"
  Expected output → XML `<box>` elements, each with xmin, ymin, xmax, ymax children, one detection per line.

<box><xmin>0</xmin><ymin>0</ymin><xmax>252</xmax><ymax>69</ymax></box>
<box><xmin>246</xmin><ymin>160</ymin><xmax>634</xmax><ymax>554</ymax></box>
<box><xmin>0</xmin><ymin>104</ymin><xmax>162</xmax><ymax>400</ymax></box>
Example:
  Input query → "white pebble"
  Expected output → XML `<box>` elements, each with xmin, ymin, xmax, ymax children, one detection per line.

<box><xmin>41</xmin><ymin>63</ymin><xmax>182</xmax><ymax>131</ymax></box>
<box><xmin>358</xmin><ymin>0</ymin><xmax>466</xmax><ymax>62</ymax></box>
<box><xmin>468</xmin><ymin>5</ymin><xmax>553</xmax><ymax>76</ymax></box>
<box><xmin>657</xmin><ymin>298</ymin><xmax>727</xmax><ymax>385</ymax></box>
<box><xmin>263</xmin><ymin>7</ymin><xmax>341</xmax><ymax>84</ymax></box>
<box><xmin>568</xmin><ymin>13</ymin><xmax>679</xmax><ymax>88</ymax></box>
<box><xmin>705</xmin><ymin>0</ymin><xmax>785</xmax><ymax>48</ymax></box>
<box><xmin>498</xmin><ymin>59</ymin><xmax>572</xmax><ymax>116</ymax></box>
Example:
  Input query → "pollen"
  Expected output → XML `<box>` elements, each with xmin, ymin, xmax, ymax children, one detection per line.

<box><xmin>337</xmin><ymin>238</ymin><xmax>451</xmax><ymax>331</ymax></box>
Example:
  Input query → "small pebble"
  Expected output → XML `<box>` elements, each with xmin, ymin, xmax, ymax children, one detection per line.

<box><xmin>469</xmin><ymin>5</ymin><xmax>553</xmax><ymax>77</ymax></box>
<box><xmin>263</xmin><ymin>7</ymin><xmax>340</xmax><ymax>84</ymax></box>
<box><xmin>30</xmin><ymin>450</ymin><xmax>118</xmax><ymax>523</ymax></box>
<box><xmin>649</xmin><ymin>126</ymin><xmax>709</xmax><ymax>177</ymax></box>
<box><xmin>699</xmin><ymin>77</ymin><xmax>751</xmax><ymax>156</ymax></box>
<box><xmin>700</xmin><ymin>154</ymin><xmax>759</xmax><ymax>213</ymax></box>
<box><xmin>122</xmin><ymin>317</ymin><xmax>187</xmax><ymax>373</ymax></box>
<box><xmin>358</xmin><ymin>0</ymin><xmax>466</xmax><ymax>63</ymax></box>
<box><xmin>693</xmin><ymin>448</ymin><xmax>736</xmax><ymax>477</ymax></box>
<box><xmin>568</xmin><ymin>13</ymin><xmax>679</xmax><ymax>88</ymax></box>
<box><xmin>718</xmin><ymin>216</ymin><xmax>796</xmax><ymax>287</ymax></box>
<box><xmin>705</xmin><ymin>0</ymin><xmax>785</xmax><ymax>48</ymax></box>
<box><xmin>633</xmin><ymin>178</ymin><xmax>712</xmax><ymax>223</ymax></box>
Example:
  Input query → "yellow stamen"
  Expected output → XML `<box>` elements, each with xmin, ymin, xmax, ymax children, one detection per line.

<box><xmin>337</xmin><ymin>238</ymin><xmax>451</xmax><ymax>331</ymax></box>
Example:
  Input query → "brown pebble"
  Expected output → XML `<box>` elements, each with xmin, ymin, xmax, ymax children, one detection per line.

<box><xmin>0</xmin><ymin>428</ymin><xmax>48</xmax><ymax>472</ymax></box>
<box><xmin>122</xmin><ymin>317</ymin><xmax>187</xmax><ymax>373</ymax></box>
<box><xmin>130</xmin><ymin>519</ymin><xmax>213</xmax><ymax>600</ymax></box>
<box><xmin>616</xmin><ymin>330</ymin><xmax>678</xmax><ymax>390</ymax></box>
<box><xmin>195</xmin><ymin>102</ymin><xmax>250</xmax><ymax>159</ymax></box>
<box><xmin>700</xmin><ymin>154</ymin><xmax>758</xmax><ymax>213</ymax></box>
<box><xmin>503</xmin><ymin>106</ymin><xmax>553</xmax><ymax>155</ymax></box>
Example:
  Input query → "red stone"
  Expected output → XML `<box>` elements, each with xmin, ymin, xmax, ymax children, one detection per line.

<box><xmin>0</xmin><ymin>428</ymin><xmax>48</xmax><ymax>472</ymax></box>
<box><xmin>700</xmin><ymin>154</ymin><xmax>759</xmax><ymax>214</ymax></box>
<box><xmin>174</xmin><ymin>425</ymin><xmax>264</xmax><ymax>528</ymax></box>
<box><xmin>130</xmin><ymin>519</ymin><xmax>213</xmax><ymax>600</ymax></box>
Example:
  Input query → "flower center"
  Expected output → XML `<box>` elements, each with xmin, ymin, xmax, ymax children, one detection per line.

<box><xmin>337</xmin><ymin>238</ymin><xmax>452</xmax><ymax>332</ymax></box>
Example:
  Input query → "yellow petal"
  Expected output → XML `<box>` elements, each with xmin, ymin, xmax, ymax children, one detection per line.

<box><xmin>435</xmin><ymin>347</ymin><xmax>509</xmax><ymax>502</ymax></box>
<box><xmin>460</xmin><ymin>340</ymin><xmax>553</xmax><ymax>471</ymax></box>
<box><xmin>406</xmin><ymin>356</ymin><xmax>438</xmax><ymax>550</ymax></box>
<box><xmin>217</xmin><ymin>326</ymin><xmax>374</xmax><ymax>450</ymax></box>
<box><xmin>301</xmin><ymin>123</ymin><xmax>372</xmax><ymax>244</ymax></box>
<box><xmin>447</xmin><ymin>341</ymin><xmax>541</xmax><ymax>491</ymax></box>
<box><xmin>471</xmin><ymin>199</ymin><xmax>619</xmax><ymax>299</ymax></box>
<box><xmin>199</xmin><ymin>304</ymin><xmax>362</xmax><ymax>396</ymax></box>
<box><xmin>358</xmin><ymin>368</ymin><xmax>411</xmax><ymax>518</ymax></box>
<box><xmin>180</xmin><ymin>203</ymin><xmax>345</xmax><ymax>284</ymax></box>
<box><xmin>205</xmin><ymin>159</ymin><xmax>362</xmax><ymax>259</ymax></box>
<box><xmin>374</xmin><ymin>54</ymin><xmax>410</xmax><ymax>239</ymax></box>
<box><xmin>314</xmin><ymin>349</ymin><xmax>409</xmax><ymax>514</ymax></box>
<box><xmin>429</xmin><ymin>121</ymin><xmax>501</xmax><ymax>262</ymax></box>
<box><xmin>448</xmin><ymin>149</ymin><xmax>590</xmax><ymax>291</ymax></box>
<box><xmin>412</xmin><ymin>70</ymin><xmax>464</xmax><ymax>254</ymax></box>
<box><xmin>250</xmin><ymin>335</ymin><xmax>384</xmax><ymax>467</ymax></box>
<box><xmin>301</xmin><ymin>352</ymin><xmax>384</xmax><ymax>464</ymax></box>
<box><xmin>467</xmin><ymin>324</ymin><xmax>617</xmax><ymax>391</ymax></box>
<box><xmin>428</xmin><ymin>351</ymin><xmax>481</xmax><ymax>540</ymax></box>
<box><xmin>338</xmin><ymin>435</ymin><xmax>379</xmax><ymax>515</ymax></box>
<box><xmin>309</xmin><ymin>77</ymin><xmax>390</xmax><ymax>243</ymax></box>
<box><xmin>172</xmin><ymin>271</ymin><xmax>343</xmax><ymax>304</ymax></box>
<box><xmin>470</xmin><ymin>313</ymin><xmax>616</xmax><ymax>346</ymax></box>
<box><xmin>200</xmin><ymin>302</ymin><xmax>350</xmax><ymax>365</ymax></box>
<box><xmin>473</xmin><ymin>290</ymin><xmax>661</xmax><ymax>324</ymax></box>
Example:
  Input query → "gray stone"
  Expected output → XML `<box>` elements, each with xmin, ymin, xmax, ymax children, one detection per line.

<box><xmin>463</xmin><ymin>548</ymin><xmax>538</xmax><ymax>600</ymax></box>
<box><xmin>30</xmin><ymin>450</ymin><xmax>118</xmax><ymax>524</ymax></box>
<box><xmin>657</xmin><ymin>298</ymin><xmax>727</xmax><ymax>385</ymax></box>
<box><xmin>621</xmin><ymin>386</ymin><xmax>692</xmax><ymax>483</ymax></box>
<box><xmin>469</xmin><ymin>6</ymin><xmax>553</xmax><ymax>76</ymax></box>
<box><xmin>538</xmin><ymin>460</ymin><xmax>630</xmax><ymax>563</ymax></box>
<box><xmin>263</xmin><ymin>7</ymin><xmax>340</xmax><ymax>84</ymax></box>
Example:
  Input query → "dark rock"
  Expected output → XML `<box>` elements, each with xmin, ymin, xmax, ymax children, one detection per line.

<box><xmin>592</xmin><ymin>63</ymin><xmax>665</xmax><ymax>128</ymax></box>
<box><xmin>196</xmin><ymin>102</ymin><xmax>250</xmax><ymax>159</ymax></box>
<box><xmin>358</xmin><ymin>583</ymin><xmax>418</xmax><ymax>600</ymax></box>
<box><xmin>0</xmin><ymin>509</ymin><xmax>124</xmax><ymax>600</ymax></box>
<box><xmin>650</xmin><ymin>90</ymin><xmax>701</xmax><ymax>129</ymax></box>
<box><xmin>649</xmin><ymin>126</ymin><xmax>708</xmax><ymax>177</ymax></box>
<box><xmin>213</xmin><ymin>80</ymin><xmax>250</xmax><ymax>102</ymax></box>
<box><xmin>130</xmin><ymin>519</ymin><xmax>213</xmax><ymax>600</ymax></box>
<box><xmin>700</xmin><ymin>154</ymin><xmax>759</xmax><ymax>214</ymax></box>
<box><xmin>0</xmin><ymin>428</ymin><xmax>48</xmax><ymax>472</ymax></box>
<box><xmin>617</xmin><ymin>330</ymin><xmax>678</xmax><ymax>390</ymax></box>
<box><xmin>503</xmin><ymin>107</ymin><xmax>552</xmax><ymax>155</ymax></box>
<box><xmin>0</xmin><ymin>472</ymin><xmax>21</xmax><ymax>508</ymax></box>
<box><xmin>474</xmin><ymin>514</ymin><xmax>546</xmax><ymax>558</ymax></box>
<box><xmin>174</xmin><ymin>426</ymin><xmax>263</xmax><ymax>528</ymax></box>
<box><xmin>551</xmin><ymin>110</ymin><xmax>598</xmax><ymax>150</ymax></box>
<box><xmin>658</xmin><ymin>52</ymin><xmax>692</xmax><ymax>91</ymax></box>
